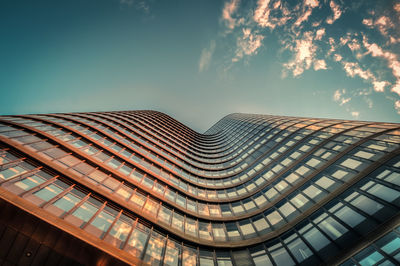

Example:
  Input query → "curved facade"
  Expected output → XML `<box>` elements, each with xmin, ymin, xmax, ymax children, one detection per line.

<box><xmin>0</xmin><ymin>110</ymin><xmax>399</xmax><ymax>265</ymax></box>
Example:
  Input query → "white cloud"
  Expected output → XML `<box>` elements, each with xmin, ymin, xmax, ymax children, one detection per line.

<box><xmin>362</xmin><ymin>16</ymin><xmax>395</xmax><ymax>37</ymax></box>
<box><xmin>198</xmin><ymin>40</ymin><xmax>216</xmax><ymax>72</ymax></box>
<box><xmin>342</xmin><ymin>61</ymin><xmax>374</xmax><ymax>81</ymax></box>
<box><xmin>254</xmin><ymin>0</ymin><xmax>290</xmax><ymax>29</ymax></box>
<box><xmin>333</xmin><ymin>54</ymin><xmax>342</xmax><ymax>62</ymax></box>
<box><xmin>362</xmin><ymin>18</ymin><xmax>373</xmax><ymax>27</ymax></box>
<box><xmin>392</xmin><ymin>83</ymin><xmax>400</xmax><ymax>97</ymax></box>
<box><xmin>395</xmin><ymin>100</ymin><xmax>400</xmax><ymax>114</ymax></box>
<box><xmin>314</xmin><ymin>59</ymin><xmax>327</xmax><ymax>70</ymax></box>
<box><xmin>315</xmin><ymin>28</ymin><xmax>325</xmax><ymax>40</ymax></box>
<box><xmin>283</xmin><ymin>31</ymin><xmax>318</xmax><ymax>76</ymax></box>
<box><xmin>351</xmin><ymin>111</ymin><xmax>360</xmax><ymax>118</ymax></box>
<box><xmin>333</xmin><ymin>88</ymin><xmax>351</xmax><ymax>105</ymax></box>
<box><xmin>233</xmin><ymin>28</ymin><xmax>264</xmax><ymax>62</ymax></box>
<box><xmin>294</xmin><ymin>0</ymin><xmax>319</xmax><ymax>27</ymax></box>
<box><xmin>326</xmin><ymin>0</ymin><xmax>342</xmax><ymax>24</ymax></box>
<box><xmin>372</xmin><ymin>81</ymin><xmax>388</xmax><ymax>92</ymax></box>
<box><xmin>363</xmin><ymin>37</ymin><xmax>400</xmax><ymax>95</ymax></box>
<box><xmin>222</xmin><ymin>0</ymin><xmax>240</xmax><ymax>30</ymax></box>
<box><xmin>305</xmin><ymin>0</ymin><xmax>319</xmax><ymax>8</ymax></box>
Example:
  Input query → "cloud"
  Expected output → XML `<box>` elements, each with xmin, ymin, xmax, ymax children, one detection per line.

<box><xmin>314</xmin><ymin>59</ymin><xmax>327</xmax><ymax>70</ymax></box>
<box><xmin>305</xmin><ymin>0</ymin><xmax>319</xmax><ymax>8</ymax></box>
<box><xmin>333</xmin><ymin>54</ymin><xmax>342</xmax><ymax>62</ymax></box>
<box><xmin>283</xmin><ymin>31</ymin><xmax>330</xmax><ymax>76</ymax></box>
<box><xmin>362</xmin><ymin>18</ymin><xmax>373</xmax><ymax>27</ymax></box>
<box><xmin>233</xmin><ymin>28</ymin><xmax>264</xmax><ymax>62</ymax></box>
<box><xmin>198</xmin><ymin>40</ymin><xmax>216</xmax><ymax>72</ymax></box>
<box><xmin>253</xmin><ymin>0</ymin><xmax>291</xmax><ymax>29</ymax></box>
<box><xmin>395</xmin><ymin>100</ymin><xmax>400</xmax><ymax>114</ymax></box>
<box><xmin>392</xmin><ymin>84</ymin><xmax>400</xmax><ymax>97</ymax></box>
<box><xmin>362</xmin><ymin>37</ymin><xmax>400</xmax><ymax>95</ymax></box>
<box><xmin>342</xmin><ymin>61</ymin><xmax>374</xmax><ymax>81</ymax></box>
<box><xmin>372</xmin><ymin>81</ymin><xmax>388</xmax><ymax>92</ymax></box>
<box><xmin>351</xmin><ymin>111</ymin><xmax>360</xmax><ymax>118</ymax></box>
<box><xmin>333</xmin><ymin>88</ymin><xmax>351</xmax><ymax>105</ymax></box>
<box><xmin>395</xmin><ymin>3</ymin><xmax>400</xmax><ymax>14</ymax></box>
<box><xmin>326</xmin><ymin>0</ymin><xmax>342</xmax><ymax>24</ymax></box>
<box><xmin>315</xmin><ymin>28</ymin><xmax>325</xmax><ymax>40</ymax></box>
<box><xmin>362</xmin><ymin>15</ymin><xmax>395</xmax><ymax>37</ymax></box>
<box><xmin>294</xmin><ymin>0</ymin><xmax>319</xmax><ymax>27</ymax></box>
<box><xmin>222</xmin><ymin>0</ymin><xmax>240</xmax><ymax>30</ymax></box>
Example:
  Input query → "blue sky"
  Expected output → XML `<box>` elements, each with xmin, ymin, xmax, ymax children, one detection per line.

<box><xmin>1</xmin><ymin>0</ymin><xmax>400</xmax><ymax>132</ymax></box>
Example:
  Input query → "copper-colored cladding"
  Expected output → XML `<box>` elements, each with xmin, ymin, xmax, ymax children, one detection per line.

<box><xmin>0</xmin><ymin>111</ymin><xmax>400</xmax><ymax>265</ymax></box>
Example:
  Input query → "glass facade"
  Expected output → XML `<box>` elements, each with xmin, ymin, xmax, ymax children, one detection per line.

<box><xmin>0</xmin><ymin>111</ymin><xmax>399</xmax><ymax>265</ymax></box>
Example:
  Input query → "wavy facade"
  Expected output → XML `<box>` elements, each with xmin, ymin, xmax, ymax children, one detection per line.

<box><xmin>0</xmin><ymin>110</ymin><xmax>399</xmax><ymax>265</ymax></box>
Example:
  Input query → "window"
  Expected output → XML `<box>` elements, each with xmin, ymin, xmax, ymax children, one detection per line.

<box><xmin>303</xmin><ymin>227</ymin><xmax>330</xmax><ymax>251</ymax></box>
<box><xmin>239</xmin><ymin>220</ymin><xmax>256</xmax><ymax>237</ymax></box>
<box><xmin>67</xmin><ymin>197</ymin><xmax>103</xmax><ymax>227</ymax></box>
<box><xmin>172</xmin><ymin>212</ymin><xmax>184</xmax><ymax>231</ymax></box>
<box><xmin>268</xmin><ymin>243</ymin><xmax>295</xmax><ymax>266</ymax></box>
<box><xmin>303</xmin><ymin>185</ymin><xmax>325</xmax><ymax>200</ymax></box>
<box><xmin>125</xmin><ymin>226</ymin><xmax>149</xmax><ymax>258</ymax></box>
<box><xmin>332</xmin><ymin>204</ymin><xmax>365</xmax><ymax>227</ymax></box>
<box><xmin>143</xmin><ymin>198</ymin><xmax>159</xmax><ymax>216</ymax></box>
<box><xmin>105</xmin><ymin>214</ymin><xmax>133</xmax><ymax>248</ymax></box>
<box><xmin>315</xmin><ymin>176</ymin><xmax>335</xmax><ymax>191</ymax></box>
<box><xmin>266</xmin><ymin>211</ymin><xmax>283</xmax><ymax>226</ymax></box>
<box><xmin>10</xmin><ymin>171</ymin><xmax>50</xmax><ymax>194</ymax></box>
<box><xmin>182</xmin><ymin>246</ymin><xmax>197</xmax><ymax>266</ymax></box>
<box><xmin>86</xmin><ymin>206</ymin><xmax>118</xmax><ymax>238</ymax></box>
<box><xmin>0</xmin><ymin>166</ymin><xmax>28</xmax><ymax>181</ymax></box>
<box><xmin>341</xmin><ymin>158</ymin><xmax>362</xmax><ymax>169</ymax></box>
<box><xmin>199</xmin><ymin>222</ymin><xmax>213</xmax><ymax>240</ymax></box>
<box><xmin>29</xmin><ymin>180</ymin><xmax>67</xmax><ymax>203</ymax></box>
<box><xmin>284</xmin><ymin>234</ymin><xmax>313</xmax><ymax>263</ymax></box>
<box><xmin>164</xmin><ymin>240</ymin><xmax>181</xmax><ymax>266</ymax></box>
<box><xmin>252</xmin><ymin>215</ymin><xmax>270</xmax><ymax>233</ymax></box>
<box><xmin>250</xmin><ymin>246</ymin><xmax>273</xmax><ymax>266</ymax></box>
<box><xmin>226</xmin><ymin>222</ymin><xmax>241</xmax><ymax>240</ymax></box>
<box><xmin>48</xmin><ymin>188</ymin><xmax>86</xmax><ymax>216</ymax></box>
<box><xmin>290</xmin><ymin>194</ymin><xmax>310</xmax><ymax>210</ymax></box>
<box><xmin>366</xmin><ymin>183</ymin><xmax>400</xmax><ymax>203</ymax></box>
<box><xmin>345</xmin><ymin>193</ymin><xmax>383</xmax><ymax>215</ymax></box>
<box><xmin>143</xmin><ymin>231</ymin><xmax>165</xmax><ymax>265</ymax></box>
<box><xmin>158</xmin><ymin>205</ymin><xmax>172</xmax><ymax>224</ymax></box>
<box><xmin>316</xmin><ymin>216</ymin><xmax>348</xmax><ymax>240</ymax></box>
<box><xmin>212</xmin><ymin>224</ymin><xmax>226</xmax><ymax>240</ymax></box>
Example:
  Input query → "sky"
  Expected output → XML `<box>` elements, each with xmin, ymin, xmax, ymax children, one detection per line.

<box><xmin>1</xmin><ymin>0</ymin><xmax>400</xmax><ymax>132</ymax></box>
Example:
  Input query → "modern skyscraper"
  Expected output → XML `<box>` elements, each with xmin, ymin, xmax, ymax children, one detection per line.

<box><xmin>0</xmin><ymin>110</ymin><xmax>399</xmax><ymax>265</ymax></box>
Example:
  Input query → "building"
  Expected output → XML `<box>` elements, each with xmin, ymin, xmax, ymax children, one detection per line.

<box><xmin>0</xmin><ymin>110</ymin><xmax>399</xmax><ymax>265</ymax></box>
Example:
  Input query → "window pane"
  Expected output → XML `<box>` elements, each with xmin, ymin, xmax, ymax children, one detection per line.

<box><xmin>285</xmin><ymin>236</ymin><xmax>313</xmax><ymax>263</ymax></box>
<box><xmin>50</xmin><ymin>189</ymin><xmax>85</xmax><ymax>216</ymax></box>
<box><xmin>125</xmin><ymin>226</ymin><xmax>149</xmax><ymax>258</ymax></box>
<box><xmin>303</xmin><ymin>227</ymin><xmax>330</xmax><ymax>251</ymax></box>
<box><xmin>164</xmin><ymin>240</ymin><xmax>181</xmax><ymax>266</ymax></box>
<box><xmin>87</xmin><ymin>206</ymin><xmax>118</xmax><ymax>237</ymax></box>
<box><xmin>68</xmin><ymin>198</ymin><xmax>102</xmax><ymax>226</ymax></box>
<box><xmin>105</xmin><ymin>214</ymin><xmax>133</xmax><ymax>248</ymax></box>
<box><xmin>143</xmin><ymin>232</ymin><xmax>165</xmax><ymax>265</ymax></box>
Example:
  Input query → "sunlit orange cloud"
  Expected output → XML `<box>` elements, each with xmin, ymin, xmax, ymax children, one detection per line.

<box><xmin>222</xmin><ymin>0</ymin><xmax>240</xmax><ymax>30</ymax></box>
<box><xmin>326</xmin><ymin>0</ymin><xmax>342</xmax><ymax>24</ymax></box>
